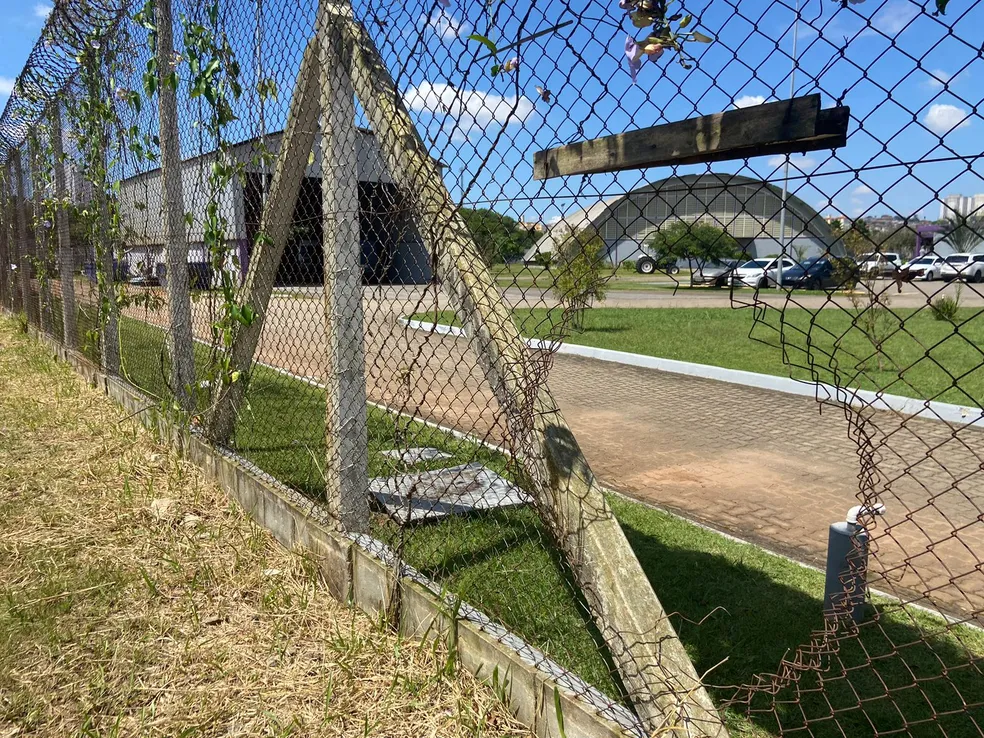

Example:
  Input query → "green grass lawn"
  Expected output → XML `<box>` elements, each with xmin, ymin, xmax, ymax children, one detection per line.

<box><xmin>33</xmin><ymin>301</ymin><xmax>984</xmax><ymax>736</ymax></box>
<box><xmin>411</xmin><ymin>306</ymin><xmax>984</xmax><ymax>408</ymax></box>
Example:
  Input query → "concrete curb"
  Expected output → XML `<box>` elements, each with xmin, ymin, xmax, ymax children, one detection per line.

<box><xmin>27</xmin><ymin>328</ymin><xmax>645</xmax><ymax>738</ymax></box>
<box><xmin>400</xmin><ymin>317</ymin><xmax>984</xmax><ymax>428</ymax></box>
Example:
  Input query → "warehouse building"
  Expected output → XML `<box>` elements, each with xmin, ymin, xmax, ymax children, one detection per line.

<box><xmin>525</xmin><ymin>173</ymin><xmax>840</xmax><ymax>264</ymax></box>
<box><xmin>116</xmin><ymin>128</ymin><xmax>433</xmax><ymax>287</ymax></box>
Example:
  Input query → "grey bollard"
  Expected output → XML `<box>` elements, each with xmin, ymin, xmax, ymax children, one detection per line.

<box><xmin>823</xmin><ymin>504</ymin><xmax>885</xmax><ymax>623</ymax></box>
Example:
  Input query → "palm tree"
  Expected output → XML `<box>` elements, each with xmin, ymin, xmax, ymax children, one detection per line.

<box><xmin>944</xmin><ymin>215</ymin><xmax>984</xmax><ymax>253</ymax></box>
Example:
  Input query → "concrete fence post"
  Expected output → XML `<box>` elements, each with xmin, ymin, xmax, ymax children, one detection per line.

<box><xmin>29</xmin><ymin>141</ymin><xmax>53</xmax><ymax>335</ymax></box>
<box><xmin>318</xmin><ymin>1</ymin><xmax>370</xmax><ymax>533</ymax></box>
<box><xmin>156</xmin><ymin>0</ymin><xmax>196</xmax><ymax>410</ymax></box>
<box><xmin>96</xmin><ymin>170</ymin><xmax>120</xmax><ymax>375</ymax></box>
<box><xmin>13</xmin><ymin>150</ymin><xmax>33</xmax><ymax>323</ymax></box>
<box><xmin>50</xmin><ymin>106</ymin><xmax>78</xmax><ymax>350</ymax></box>
<box><xmin>1</xmin><ymin>165</ymin><xmax>11</xmax><ymax>311</ymax></box>
<box><xmin>0</xmin><ymin>168</ymin><xmax>9</xmax><ymax>311</ymax></box>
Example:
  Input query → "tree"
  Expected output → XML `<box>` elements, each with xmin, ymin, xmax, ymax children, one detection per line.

<box><xmin>874</xmin><ymin>225</ymin><xmax>918</xmax><ymax>259</ymax></box>
<box><xmin>460</xmin><ymin>207</ymin><xmax>536</xmax><ymax>264</ymax></box>
<box><xmin>646</xmin><ymin>220</ymin><xmax>740</xmax><ymax>280</ymax></box>
<box><xmin>943</xmin><ymin>215</ymin><xmax>984</xmax><ymax>253</ymax></box>
<box><xmin>551</xmin><ymin>227</ymin><xmax>608</xmax><ymax>331</ymax></box>
<box><xmin>837</xmin><ymin>218</ymin><xmax>874</xmax><ymax>258</ymax></box>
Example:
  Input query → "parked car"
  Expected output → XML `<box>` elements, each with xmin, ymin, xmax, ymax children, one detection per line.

<box><xmin>635</xmin><ymin>251</ymin><xmax>681</xmax><ymax>275</ymax></box>
<box><xmin>690</xmin><ymin>259</ymin><xmax>738</xmax><ymax>287</ymax></box>
<box><xmin>780</xmin><ymin>256</ymin><xmax>856</xmax><ymax>290</ymax></box>
<box><xmin>730</xmin><ymin>256</ymin><xmax>796</xmax><ymax>289</ymax></box>
<box><xmin>940</xmin><ymin>253</ymin><xmax>984</xmax><ymax>282</ymax></box>
<box><xmin>128</xmin><ymin>274</ymin><xmax>160</xmax><ymax>287</ymax></box>
<box><xmin>899</xmin><ymin>254</ymin><xmax>945</xmax><ymax>282</ymax></box>
<box><xmin>856</xmin><ymin>252</ymin><xmax>901</xmax><ymax>278</ymax></box>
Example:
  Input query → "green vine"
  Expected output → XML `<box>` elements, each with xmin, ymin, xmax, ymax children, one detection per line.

<box><xmin>70</xmin><ymin>28</ymin><xmax>125</xmax><ymax>357</ymax></box>
<box><xmin>131</xmin><ymin>0</ymin><xmax>255</xmax><ymax>411</ymax></box>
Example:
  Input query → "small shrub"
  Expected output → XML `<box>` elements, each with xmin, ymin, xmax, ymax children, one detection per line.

<box><xmin>532</xmin><ymin>251</ymin><xmax>552</xmax><ymax>268</ymax></box>
<box><xmin>931</xmin><ymin>288</ymin><xmax>962</xmax><ymax>322</ymax></box>
<box><xmin>621</xmin><ymin>259</ymin><xmax>637</xmax><ymax>272</ymax></box>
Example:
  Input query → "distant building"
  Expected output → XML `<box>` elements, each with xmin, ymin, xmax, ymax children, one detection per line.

<box><xmin>517</xmin><ymin>221</ymin><xmax>545</xmax><ymax>234</ymax></box>
<box><xmin>864</xmin><ymin>214</ymin><xmax>905</xmax><ymax>232</ymax></box>
<box><xmin>114</xmin><ymin>128</ymin><xmax>433</xmax><ymax>287</ymax></box>
<box><xmin>524</xmin><ymin>173</ymin><xmax>840</xmax><ymax>265</ymax></box>
<box><xmin>940</xmin><ymin>193</ymin><xmax>984</xmax><ymax>220</ymax></box>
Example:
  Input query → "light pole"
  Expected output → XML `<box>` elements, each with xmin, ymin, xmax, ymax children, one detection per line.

<box><xmin>776</xmin><ymin>0</ymin><xmax>801</xmax><ymax>290</ymax></box>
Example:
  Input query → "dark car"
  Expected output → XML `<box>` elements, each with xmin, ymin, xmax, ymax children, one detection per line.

<box><xmin>690</xmin><ymin>259</ymin><xmax>738</xmax><ymax>287</ymax></box>
<box><xmin>780</xmin><ymin>256</ymin><xmax>855</xmax><ymax>290</ymax></box>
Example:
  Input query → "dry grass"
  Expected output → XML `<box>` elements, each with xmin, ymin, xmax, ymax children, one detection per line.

<box><xmin>0</xmin><ymin>319</ymin><xmax>531</xmax><ymax>738</ymax></box>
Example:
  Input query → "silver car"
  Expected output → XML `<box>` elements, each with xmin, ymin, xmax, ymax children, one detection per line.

<box><xmin>940</xmin><ymin>253</ymin><xmax>984</xmax><ymax>283</ymax></box>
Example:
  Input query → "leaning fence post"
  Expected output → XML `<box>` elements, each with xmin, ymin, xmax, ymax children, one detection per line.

<box><xmin>156</xmin><ymin>0</ymin><xmax>196</xmax><ymax>411</ymax></box>
<box><xmin>318</xmin><ymin>2</ymin><xmax>370</xmax><ymax>533</ymax></box>
<box><xmin>1</xmin><ymin>165</ymin><xmax>10</xmax><ymax>311</ymax></box>
<box><xmin>13</xmin><ymin>150</ymin><xmax>34</xmax><ymax>323</ymax></box>
<box><xmin>206</xmin><ymin>37</ymin><xmax>321</xmax><ymax>445</ymax></box>
<box><xmin>338</xmin><ymin>13</ymin><xmax>728</xmax><ymax>735</ymax></box>
<box><xmin>51</xmin><ymin>106</ymin><xmax>78</xmax><ymax>349</ymax></box>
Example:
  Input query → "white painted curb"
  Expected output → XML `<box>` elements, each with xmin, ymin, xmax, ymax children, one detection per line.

<box><xmin>400</xmin><ymin>318</ymin><xmax>984</xmax><ymax>428</ymax></box>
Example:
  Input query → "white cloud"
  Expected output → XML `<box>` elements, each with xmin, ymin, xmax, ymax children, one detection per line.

<box><xmin>33</xmin><ymin>3</ymin><xmax>52</xmax><ymax>19</ymax></box>
<box><xmin>0</xmin><ymin>77</ymin><xmax>15</xmax><ymax>96</ymax></box>
<box><xmin>871</xmin><ymin>1</ymin><xmax>919</xmax><ymax>35</ymax></box>
<box><xmin>423</xmin><ymin>11</ymin><xmax>468</xmax><ymax>39</ymax></box>
<box><xmin>766</xmin><ymin>154</ymin><xmax>817</xmax><ymax>171</ymax></box>
<box><xmin>923</xmin><ymin>103</ymin><xmax>971</xmax><ymax>135</ymax></box>
<box><xmin>733</xmin><ymin>94</ymin><xmax>765</xmax><ymax>109</ymax></box>
<box><xmin>405</xmin><ymin>81</ymin><xmax>534</xmax><ymax>134</ymax></box>
<box><xmin>852</xmin><ymin>184</ymin><xmax>874</xmax><ymax>196</ymax></box>
<box><xmin>924</xmin><ymin>69</ymin><xmax>952</xmax><ymax>90</ymax></box>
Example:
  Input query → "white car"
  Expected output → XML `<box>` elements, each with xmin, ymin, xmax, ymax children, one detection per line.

<box><xmin>856</xmin><ymin>252</ymin><xmax>901</xmax><ymax>278</ymax></box>
<box><xmin>730</xmin><ymin>257</ymin><xmax>797</xmax><ymax>289</ymax></box>
<box><xmin>899</xmin><ymin>254</ymin><xmax>944</xmax><ymax>281</ymax></box>
<box><xmin>940</xmin><ymin>253</ymin><xmax>984</xmax><ymax>283</ymax></box>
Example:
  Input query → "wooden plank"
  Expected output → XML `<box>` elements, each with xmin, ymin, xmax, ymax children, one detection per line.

<box><xmin>336</xmin><ymin>9</ymin><xmax>728</xmax><ymax>735</ymax></box>
<box><xmin>206</xmin><ymin>37</ymin><xmax>320</xmax><ymax>445</ymax></box>
<box><xmin>533</xmin><ymin>95</ymin><xmax>850</xmax><ymax>180</ymax></box>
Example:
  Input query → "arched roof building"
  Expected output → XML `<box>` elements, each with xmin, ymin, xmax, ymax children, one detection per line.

<box><xmin>525</xmin><ymin>173</ymin><xmax>840</xmax><ymax>264</ymax></box>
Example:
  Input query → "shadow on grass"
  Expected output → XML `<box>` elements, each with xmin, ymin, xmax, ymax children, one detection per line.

<box><xmin>615</xmin><ymin>503</ymin><xmax>984</xmax><ymax>737</ymax></box>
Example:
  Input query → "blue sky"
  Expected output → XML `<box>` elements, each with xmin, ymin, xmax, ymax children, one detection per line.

<box><xmin>1</xmin><ymin>0</ymin><xmax>981</xmax><ymax>226</ymax></box>
<box><xmin>0</xmin><ymin>3</ymin><xmax>54</xmax><ymax>95</ymax></box>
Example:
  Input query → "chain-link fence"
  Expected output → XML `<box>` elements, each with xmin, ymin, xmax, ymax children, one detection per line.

<box><xmin>1</xmin><ymin>0</ymin><xmax>982</xmax><ymax>735</ymax></box>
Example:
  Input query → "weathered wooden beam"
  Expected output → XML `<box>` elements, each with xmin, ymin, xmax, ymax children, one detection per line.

<box><xmin>533</xmin><ymin>95</ymin><xmax>849</xmax><ymax>180</ymax></box>
<box><xmin>206</xmin><ymin>37</ymin><xmax>320</xmax><ymax>445</ymax></box>
<box><xmin>318</xmin><ymin>5</ymin><xmax>370</xmax><ymax>533</ymax></box>
<box><xmin>156</xmin><ymin>0</ymin><xmax>196</xmax><ymax>411</ymax></box>
<box><xmin>338</xmin><ymin>11</ymin><xmax>727</xmax><ymax>736</ymax></box>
